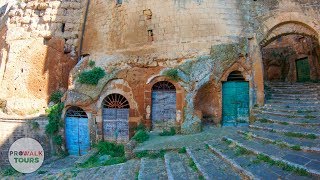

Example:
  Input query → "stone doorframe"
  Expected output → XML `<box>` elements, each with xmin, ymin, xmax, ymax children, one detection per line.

<box><xmin>145</xmin><ymin>76</ymin><xmax>185</xmax><ymax>130</ymax></box>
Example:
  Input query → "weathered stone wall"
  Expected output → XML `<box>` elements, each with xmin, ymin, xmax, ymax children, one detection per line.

<box><xmin>0</xmin><ymin>0</ymin><xmax>81</xmax><ymax>116</ymax></box>
<box><xmin>0</xmin><ymin>117</ymin><xmax>50</xmax><ymax>166</ymax></box>
<box><xmin>65</xmin><ymin>0</ymin><xmax>320</xmax><ymax>135</ymax></box>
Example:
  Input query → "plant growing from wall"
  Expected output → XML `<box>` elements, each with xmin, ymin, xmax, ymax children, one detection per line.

<box><xmin>78</xmin><ymin>67</ymin><xmax>106</xmax><ymax>85</ymax></box>
<box><xmin>50</xmin><ymin>90</ymin><xmax>63</xmax><ymax>104</ymax></box>
<box><xmin>163</xmin><ymin>68</ymin><xmax>180</xmax><ymax>81</ymax></box>
<box><xmin>45</xmin><ymin>92</ymin><xmax>66</xmax><ymax>156</ymax></box>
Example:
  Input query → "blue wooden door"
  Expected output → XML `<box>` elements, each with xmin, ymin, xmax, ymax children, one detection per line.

<box><xmin>65</xmin><ymin>117</ymin><xmax>90</xmax><ymax>156</ymax></box>
<box><xmin>103</xmin><ymin>108</ymin><xmax>129</xmax><ymax>142</ymax></box>
<box><xmin>151</xmin><ymin>91</ymin><xmax>176</xmax><ymax>130</ymax></box>
<box><xmin>222</xmin><ymin>82</ymin><xmax>249</xmax><ymax>126</ymax></box>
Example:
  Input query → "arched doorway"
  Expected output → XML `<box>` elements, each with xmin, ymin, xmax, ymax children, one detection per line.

<box><xmin>222</xmin><ymin>71</ymin><xmax>249</xmax><ymax>127</ymax></box>
<box><xmin>102</xmin><ymin>93</ymin><xmax>130</xmax><ymax>142</ymax></box>
<box><xmin>65</xmin><ymin>106</ymin><xmax>90</xmax><ymax>156</ymax></box>
<box><xmin>151</xmin><ymin>81</ymin><xmax>176</xmax><ymax>130</ymax></box>
<box><xmin>260</xmin><ymin>22</ymin><xmax>320</xmax><ymax>83</ymax></box>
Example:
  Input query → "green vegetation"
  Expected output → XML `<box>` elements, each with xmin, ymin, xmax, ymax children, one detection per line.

<box><xmin>178</xmin><ymin>147</ymin><xmax>187</xmax><ymax>154</ymax></box>
<box><xmin>290</xmin><ymin>145</ymin><xmax>302</xmax><ymax>151</ymax></box>
<box><xmin>163</xmin><ymin>69</ymin><xmax>179</xmax><ymax>81</ymax></box>
<box><xmin>37</xmin><ymin>170</ymin><xmax>48</xmax><ymax>174</ymax></box>
<box><xmin>235</xmin><ymin>146</ymin><xmax>251</xmax><ymax>156</ymax></box>
<box><xmin>279</xmin><ymin>122</ymin><xmax>289</xmax><ymax>125</ymax></box>
<box><xmin>305</xmin><ymin>115</ymin><xmax>316</xmax><ymax>119</ymax></box>
<box><xmin>159</xmin><ymin>127</ymin><xmax>176</xmax><ymax>136</ymax></box>
<box><xmin>79</xmin><ymin>141</ymin><xmax>126</xmax><ymax>168</ymax></box>
<box><xmin>256</xmin><ymin>154</ymin><xmax>309</xmax><ymax>176</ymax></box>
<box><xmin>188</xmin><ymin>158</ymin><xmax>198</xmax><ymax>172</ymax></box>
<box><xmin>0</xmin><ymin>167</ymin><xmax>19</xmax><ymax>177</ymax></box>
<box><xmin>50</xmin><ymin>90</ymin><xmax>63</xmax><ymax>104</ymax></box>
<box><xmin>45</xmin><ymin>98</ymin><xmax>65</xmax><ymax>155</ymax></box>
<box><xmin>284</xmin><ymin>132</ymin><xmax>317</xmax><ymax>139</ymax></box>
<box><xmin>28</xmin><ymin>120</ymin><xmax>40</xmax><ymax>130</ymax></box>
<box><xmin>259</xmin><ymin>118</ymin><xmax>272</xmax><ymax>123</ymax></box>
<box><xmin>78</xmin><ymin>67</ymin><xmax>106</xmax><ymax>85</ymax></box>
<box><xmin>135</xmin><ymin>150</ymin><xmax>166</xmax><ymax>159</ymax></box>
<box><xmin>88</xmin><ymin>60</ymin><xmax>96</xmax><ymax>68</ymax></box>
<box><xmin>132</xmin><ymin>130</ymin><xmax>149</xmax><ymax>143</ymax></box>
<box><xmin>135</xmin><ymin>171</ymin><xmax>139</xmax><ymax>180</ymax></box>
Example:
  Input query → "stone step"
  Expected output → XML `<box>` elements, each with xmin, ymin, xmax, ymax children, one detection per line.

<box><xmin>260</xmin><ymin>106</ymin><xmax>318</xmax><ymax>112</ymax></box>
<box><xmin>114</xmin><ymin>159</ymin><xmax>140</xmax><ymax>180</ymax></box>
<box><xmin>238</xmin><ymin>129</ymin><xmax>320</xmax><ymax>152</ymax></box>
<box><xmin>267</xmin><ymin>99</ymin><xmax>320</xmax><ymax>105</ymax></box>
<box><xmin>270</xmin><ymin>95</ymin><xmax>319</xmax><ymax>101</ymax></box>
<box><xmin>138</xmin><ymin>158</ymin><xmax>167</xmax><ymax>180</ymax></box>
<box><xmin>269</xmin><ymin>90</ymin><xmax>319</xmax><ymax>95</ymax></box>
<box><xmin>255</xmin><ymin>107</ymin><xmax>319</xmax><ymax>115</ymax></box>
<box><xmin>205</xmin><ymin>139</ymin><xmax>307</xmax><ymax>179</ymax></box>
<box><xmin>264</xmin><ymin>103</ymin><xmax>319</xmax><ymax>109</ymax></box>
<box><xmin>164</xmin><ymin>152</ymin><xmax>199</xmax><ymax>180</ymax></box>
<box><xmin>250</xmin><ymin>122</ymin><xmax>320</xmax><ymax>137</ymax></box>
<box><xmin>76</xmin><ymin>164</ymin><xmax>122</xmax><ymax>180</ymax></box>
<box><xmin>186</xmin><ymin>146</ymin><xmax>241</xmax><ymax>180</ymax></box>
<box><xmin>224</xmin><ymin>135</ymin><xmax>320</xmax><ymax>178</ymax></box>
<box><xmin>253</xmin><ymin>114</ymin><xmax>320</xmax><ymax>126</ymax></box>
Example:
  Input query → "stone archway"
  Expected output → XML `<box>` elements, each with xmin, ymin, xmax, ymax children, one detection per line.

<box><xmin>259</xmin><ymin>21</ymin><xmax>320</xmax><ymax>83</ymax></box>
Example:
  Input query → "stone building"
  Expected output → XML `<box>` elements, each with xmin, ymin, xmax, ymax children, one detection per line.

<box><xmin>0</xmin><ymin>0</ymin><xmax>319</xmax><ymax>158</ymax></box>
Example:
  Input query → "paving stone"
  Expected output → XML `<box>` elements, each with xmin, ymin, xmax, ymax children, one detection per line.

<box><xmin>164</xmin><ymin>152</ymin><xmax>199</xmax><ymax>180</ymax></box>
<box><xmin>114</xmin><ymin>159</ymin><xmax>140</xmax><ymax>180</ymax></box>
<box><xmin>187</xmin><ymin>146</ymin><xmax>241</xmax><ymax>180</ymax></box>
<box><xmin>138</xmin><ymin>158</ymin><xmax>167</xmax><ymax>180</ymax></box>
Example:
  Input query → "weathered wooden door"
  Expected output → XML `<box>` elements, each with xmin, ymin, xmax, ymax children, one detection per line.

<box><xmin>151</xmin><ymin>81</ymin><xmax>176</xmax><ymax>130</ymax></box>
<box><xmin>222</xmin><ymin>81</ymin><xmax>249</xmax><ymax>127</ymax></box>
<box><xmin>296</xmin><ymin>58</ymin><xmax>310</xmax><ymax>82</ymax></box>
<box><xmin>65</xmin><ymin>107</ymin><xmax>90</xmax><ymax>156</ymax></box>
<box><xmin>102</xmin><ymin>94</ymin><xmax>130</xmax><ymax>142</ymax></box>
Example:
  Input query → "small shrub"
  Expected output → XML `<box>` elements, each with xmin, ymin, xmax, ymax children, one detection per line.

<box><xmin>96</xmin><ymin>141</ymin><xmax>125</xmax><ymax>157</ymax></box>
<box><xmin>135</xmin><ymin>151</ymin><xmax>149</xmax><ymax>158</ymax></box>
<box><xmin>159</xmin><ymin>127</ymin><xmax>176</xmax><ymax>136</ymax></box>
<box><xmin>135</xmin><ymin>123</ymin><xmax>146</xmax><ymax>131</ymax></box>
<box><xmin>163</xmin><ymin>69</ymin><xmax>179</xmax><ymax>81</ymax></box>
<box><xmin>132</xmin><ymin>130</ymin><xmax>149</xmax><ymax>143</ymax></box>
<box><xmin>50</xmin><ymin>91</ymin><xmax>63</xmax><ymax>103</ymax></box>
<box><xmin>178</xmin><ymin>147</ymin><xmax>187</xmax><ymax>154</ymax></box>
<box><xmin>78</xmin><ymin>67</ymin><xmax>106</xmax><ymax>85</ymax></box>
<box><xmin>88</xmin><ymin>60</ymin><xmax>95</xmax><ymax>68</ymax></box>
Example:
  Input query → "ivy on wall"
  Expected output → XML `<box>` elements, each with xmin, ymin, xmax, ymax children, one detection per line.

<box><xmin>45</xmin><ymin>91</ymin><xmax>65</xmax><ymax>156</ymax></box>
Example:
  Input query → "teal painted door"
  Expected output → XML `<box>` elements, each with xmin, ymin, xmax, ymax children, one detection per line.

<box><xmin>222</xmin><ymin>82</ymin><xmax>249</xmax><ymax>126</ymax></box>
<box><xmin>296</xmin><ymin>58</ymin><xmax>310</xmax><ymax>82</ymax></box>
<box><xmin>65</xmin><ymin>117</ymin><xmax>90</xmax><ymax>156</ymax></box>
